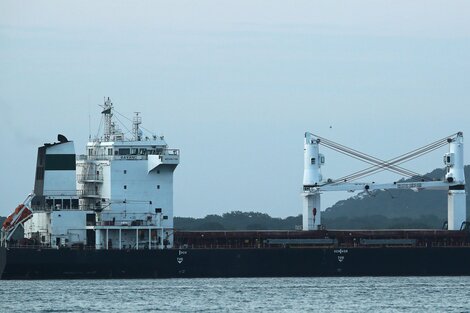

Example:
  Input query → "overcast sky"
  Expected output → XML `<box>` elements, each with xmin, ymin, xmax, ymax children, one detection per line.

<box><xmin>1</xmin><ymin>1</ymin><xmax>470</xmax><ymax>218</ymax></box>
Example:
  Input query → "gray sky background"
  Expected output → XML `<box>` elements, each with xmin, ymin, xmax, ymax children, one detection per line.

<box><xmin>1</xmin><ymin>1</ymin><xmax>470</xmax><ymax>218</ymax></box>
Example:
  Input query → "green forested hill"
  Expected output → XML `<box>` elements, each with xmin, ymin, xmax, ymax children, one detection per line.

<box><xmin>175</xmin><ymin>211</ymin><xmax>302</xmax><ymax>231</ymax></box>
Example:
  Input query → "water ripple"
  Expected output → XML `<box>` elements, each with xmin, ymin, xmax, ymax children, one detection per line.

<box><xmin>1</xmin><ymin>277</ymin><xmax>470</xmax><ymax>312</ymax></box>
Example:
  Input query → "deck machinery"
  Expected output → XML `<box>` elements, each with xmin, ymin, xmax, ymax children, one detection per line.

<box><xmin>302</xmin><ymin>132</ymin><xmax>466</xmax><ymax>231</ymax></box>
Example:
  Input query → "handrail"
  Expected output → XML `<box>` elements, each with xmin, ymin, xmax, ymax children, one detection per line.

<box><xmin>77</xmin><ymin>174</ymin><xmax>103</xmax><ymax>182</ymax></box>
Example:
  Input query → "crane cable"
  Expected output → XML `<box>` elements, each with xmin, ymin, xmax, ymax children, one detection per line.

<box><xmin>315</xmin><ymin>133</ymin><xmax>452</xmax><ymax>177</ymax></box>
<box><xmin>320</xmin><ymin>139</ymin><xmax>448</xmax><ymax>183</ymax></box>
<box><xmin>327</xmin><ymin>140</ymin><xmax>447</xmax><ymax>183</ymax></box>
<box><xmin>312</xmin><ymin>133</ymin><xmax>457</xmax><ymax>185</ymax></box>
<box><xmin>323</xmin><ymin>139</ymin><xmax>448</xmax><ymax>183</ymax></box>
<box><xmin>320</xmin><ymin>137</ymin><xmax>451</xmax><ymax>183</ymax></box>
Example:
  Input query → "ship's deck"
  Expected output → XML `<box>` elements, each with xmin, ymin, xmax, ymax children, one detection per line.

<box><xmin>173</xmin><ymin>229</ymin><xmax>470</xmax><ymax>249</ymax></box>
<box><xmin>5</xmin><ymin>229</ymin><xmax>470</xmax><ymax>250</ymax></box>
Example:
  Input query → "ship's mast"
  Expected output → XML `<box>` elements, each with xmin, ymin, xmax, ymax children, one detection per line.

<box><xmin>102</xmin><ymin>97</ymin><xmax>113</xmax><ymax>141</ymax></box>
<box><xmin>133</xmin><ymin>112</ymin><xmax>142</xmax><ymax>141</ymax></box>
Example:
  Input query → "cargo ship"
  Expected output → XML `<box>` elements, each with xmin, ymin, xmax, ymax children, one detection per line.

<box><xmin>1</xmin><ymin>98</ymin><xmax>469</xmax><ymax>279</ymax></box>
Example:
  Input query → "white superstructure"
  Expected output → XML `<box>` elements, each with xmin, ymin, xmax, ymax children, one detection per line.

<box><xmin>6</xmin><ymin>98</ymin><xmax>179</xmax><ymax>249</ymax></box>
<box><xmin>77</xmin><ymin>98</ymin><xmax>179</xmax><ymax>249</ymax></box>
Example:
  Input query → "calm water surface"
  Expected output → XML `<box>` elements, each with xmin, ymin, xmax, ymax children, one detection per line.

<box><xmin>1</xmin><ymin>277</ymin><xmax>470</xmax><ymax>312</ymax></box>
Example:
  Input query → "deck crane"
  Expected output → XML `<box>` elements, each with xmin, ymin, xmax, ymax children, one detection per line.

<box><xmin>302</xmin><ymin>132</ymin><xmax>466</xmax><ymax>231</ymax></box>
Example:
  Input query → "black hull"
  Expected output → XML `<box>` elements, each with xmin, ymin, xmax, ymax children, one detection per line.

<box><xmin>2</xmin><ymin>246</ymin><xmax>470</xmax><ymax>279</ymax></box>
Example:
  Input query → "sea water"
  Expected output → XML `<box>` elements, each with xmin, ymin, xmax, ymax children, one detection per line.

<box><xmin>1</xmin><ymin>277</ymin><xmax>470</xmax><ymax>312</ymax></box>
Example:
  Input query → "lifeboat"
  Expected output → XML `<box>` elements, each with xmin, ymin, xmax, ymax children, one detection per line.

<box><xmin>2</xmin><ymin>204</ymin><xmax>32</xmax><ymax>231</ymax></box>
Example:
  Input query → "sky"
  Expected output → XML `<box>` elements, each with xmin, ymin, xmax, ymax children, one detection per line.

<box><xmin>1</xmin><ymin>1</ymin><xmax>470</xmax><ymax>218</ymax></box>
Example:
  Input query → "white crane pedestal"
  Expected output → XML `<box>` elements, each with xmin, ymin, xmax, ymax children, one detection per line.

<box><xmin>448</xmin><ymin>189</ymin><xmax>466</xmax><ymax>230</ymax></box>
<box><xmin>303</xmin><ymin>193</ymin><xmax>321</xmax><ymax>230</ymax></box>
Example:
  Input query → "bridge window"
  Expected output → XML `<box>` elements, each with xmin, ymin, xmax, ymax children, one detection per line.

<box><xmin>311</xmin><ymin>158</ymin><xmax>316</xmax><ymax>165</ymax></box>
<box><xmin>118</xmin><ymin>148</ymin><xmax>130</xmax><ymax>155</ymax></box>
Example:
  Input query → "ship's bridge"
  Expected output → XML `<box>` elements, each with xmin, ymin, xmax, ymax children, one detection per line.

<box><xmin>79</xmin><ymin>139</ymin><xmax>179</xmax><ymax>164</ymax></box>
